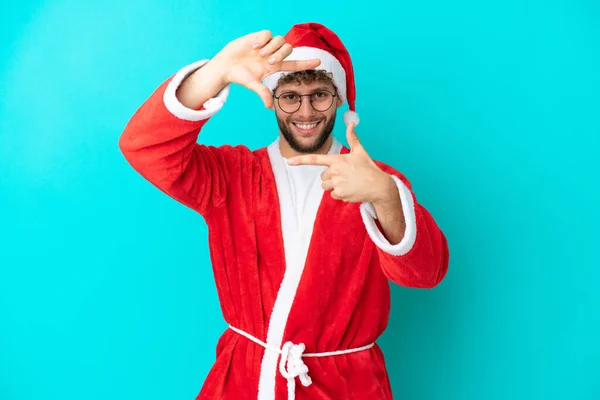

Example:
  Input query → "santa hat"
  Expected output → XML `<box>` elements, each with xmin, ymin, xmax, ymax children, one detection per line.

<box><xmin>263</xmin><ymin>22</ymin><xmax>360</xmax><ymax>127</ymax></box>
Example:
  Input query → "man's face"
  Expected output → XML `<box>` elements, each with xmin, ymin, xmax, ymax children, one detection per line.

<box><xmin>274</xmin><ymin>80</ymin><xmax>343</xmax><ymax>154</ymax></box>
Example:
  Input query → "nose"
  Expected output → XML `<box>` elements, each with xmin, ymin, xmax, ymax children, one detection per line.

<box><xmin>296</xmin><ymin>99</ymin><xmax>315</xmax><ymax>118</ymax></box>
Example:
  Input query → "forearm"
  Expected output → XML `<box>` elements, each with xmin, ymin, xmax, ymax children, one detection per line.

<box><xmin>176</xmin><ymin>58</ymin><xmax>230</xmax><ymax>109</ymax></box>
<box><xmin>371</xmin><ymin>174</ymin><xmax>406</xmax><ymax>245</ymax></box>
<box><xmin>374</xmin><ymin>175</ymin><xmax>449</xmax><ymax>288</ymax></box>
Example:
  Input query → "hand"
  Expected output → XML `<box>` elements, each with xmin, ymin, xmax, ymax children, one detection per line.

<box><xmin>287</xmin><ymin>122</ymin><xmax>395</xmax><ymax>203</ymax></box>
<box><xmin>212</xmin><ymin>30</ymin><xmax>321</xmax><ymax>108</ymax></box>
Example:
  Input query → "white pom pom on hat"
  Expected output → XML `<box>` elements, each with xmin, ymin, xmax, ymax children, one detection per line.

<box><xmin>263</xmin><ymin>22</ymin><xmax>360</xmax><ymax>127</ymax></box>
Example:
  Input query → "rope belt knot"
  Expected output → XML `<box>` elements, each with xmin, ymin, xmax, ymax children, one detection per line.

<box><xmin>229</xmin><ymin>325</ymin><xmax>375</xmax><ymax>400</ymax></box>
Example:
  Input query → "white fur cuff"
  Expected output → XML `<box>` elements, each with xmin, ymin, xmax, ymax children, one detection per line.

<box><xmin>163</xmin><ymin>59</ymin><xmax>230</xmax><ymax>121</ymax></box>
<box><xmin>360</xmin><ymin>175</ymin><xmax>417</xmax><ymax>256</ymax></box>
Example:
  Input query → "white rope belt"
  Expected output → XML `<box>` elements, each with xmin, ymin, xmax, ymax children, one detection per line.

<box><xmin>229</xmin><ymin>325</ymin><xmax>375</xmax><ymax>400</ymax></box>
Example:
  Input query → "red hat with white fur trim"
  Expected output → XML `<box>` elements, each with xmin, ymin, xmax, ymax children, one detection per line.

<box><xmin>263</xmin><ymin>22</ymin><xmax>360</xmax><ymax>127</ymax></box>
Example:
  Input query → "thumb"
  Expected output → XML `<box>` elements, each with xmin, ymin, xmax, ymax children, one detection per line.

<box><xmin>246</xmin><ymin>80</ymin><xmax>273</xmax><ymax>108</ymax></box>
<box><xmin>346</xmin><ymin>122</ymin><xmax>365</xmax><ymax>154</ymax></box>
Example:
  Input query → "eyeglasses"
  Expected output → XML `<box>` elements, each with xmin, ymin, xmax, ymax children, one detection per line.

<box><xmin>273</xmin><ymin>89</ymin><xmax>337</xmax><ymax>114</ymax></box>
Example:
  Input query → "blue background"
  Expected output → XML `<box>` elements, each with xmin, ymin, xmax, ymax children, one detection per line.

<box><xmin>1</xmin><ymin>1</ymin><xmax>599</xmax><ymax>399</ymax></box>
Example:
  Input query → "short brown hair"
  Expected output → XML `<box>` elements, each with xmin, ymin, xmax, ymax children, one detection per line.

<box><xmin>275</xmin><ymin>70</ymin><xmax>337</xmax><ymax>92</ymax></box>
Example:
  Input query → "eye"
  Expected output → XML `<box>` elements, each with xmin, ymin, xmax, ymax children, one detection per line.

<box><xmin>313</xmin><ymin>91</ymin><xmax>329</xmax><ymax>99</ymax></box>
<box><xmin>282</xmin><ymin>93</ymin><xmax>299</xmax><ymax>101</ymax></box>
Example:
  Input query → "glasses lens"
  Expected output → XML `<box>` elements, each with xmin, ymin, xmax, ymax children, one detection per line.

<box><xmin>310</xmin><ymin>91</ymin><xmax>334</xmax><ymax>112</ymax></box>
<box><xmin>278</xmin><ymin>92</ymin><xmax>301</xmax><ymax>113</ymax></box>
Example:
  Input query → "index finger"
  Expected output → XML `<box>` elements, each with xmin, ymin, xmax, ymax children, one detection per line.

<box><xmin>280</xmin><ymin>59</ymin><xmax>321</xmax><ymax>72</ymax></box>
<box><xmin>287</xmin><ymin>153</ymin><xmax>337</xmax><ymax>166</ymax></box>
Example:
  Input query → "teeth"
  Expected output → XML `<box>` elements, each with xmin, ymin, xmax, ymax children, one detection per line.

<box><xmin>295</xmin><ymin>122</ymin><xmax>318</xmax><ymax>130</ymax></box>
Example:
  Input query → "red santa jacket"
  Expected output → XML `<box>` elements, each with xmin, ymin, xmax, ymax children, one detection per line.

<box><xmin>119</xmin><ymin>60</ymin><xmax>450</xmax><ymax>400</ymax></box>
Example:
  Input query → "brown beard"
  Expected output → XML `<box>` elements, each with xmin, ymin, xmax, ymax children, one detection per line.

<box><xmin>276</xmin><ymin>112</ymin><xmax>336</xmax><ymax>154</ymax></box>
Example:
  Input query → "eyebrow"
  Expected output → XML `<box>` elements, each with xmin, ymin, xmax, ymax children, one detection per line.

<box><xmin>280</xmin><ymin>86</ymin><xmax>332</xmax><ymax>94</ymax></box>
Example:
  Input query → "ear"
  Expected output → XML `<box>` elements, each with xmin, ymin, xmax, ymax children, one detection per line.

<box><xmin>271</xmin><ymin>89</ymin><xmax>277</xmax><ymax>110</ymax></box>
<box><xmin>336</xmin><ymin>97</ymin><xmax>343</xmax><ymax>107</ymax></box>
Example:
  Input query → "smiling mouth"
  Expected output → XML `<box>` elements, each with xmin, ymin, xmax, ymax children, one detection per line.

<box><xmin>292</xmin><ymin>121</ymin><xmax>322</xmax><ymax>135</ymax></box>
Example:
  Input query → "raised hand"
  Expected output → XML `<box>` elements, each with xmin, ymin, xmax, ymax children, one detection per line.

<box><xmin>213</xmin><ymin>30</ymin><xmax>321</xmax><ymax>108</ymax></box>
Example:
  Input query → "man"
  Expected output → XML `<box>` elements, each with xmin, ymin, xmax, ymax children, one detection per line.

<box><xmin>119</xmin><ymin>22</ymin><xmax>449</xmax><ymax>400</ymax></box>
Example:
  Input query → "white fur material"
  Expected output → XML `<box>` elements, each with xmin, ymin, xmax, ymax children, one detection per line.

<box><xmin>343</xmin><ymin>110</ymin><xmax>360</xmax><ymax>127</ymax></box>
<box><xmin>257</xmin><ymin>138</ymin><xmax>342</xmax><ymax>400</ymax></box>
<box><xmin>262</xmin><ymin>47</ymin><xmax>347</xmax><ymax>104</ymax></box>
<box><xmin>360</xmin><ymin>175</ymin><xmax>417</xmax><ymax>256</ymax></box>
<box><xmin>163</xmin><ymin>59</ymin><xmax>230</xmax><ymax>121</ymax></box>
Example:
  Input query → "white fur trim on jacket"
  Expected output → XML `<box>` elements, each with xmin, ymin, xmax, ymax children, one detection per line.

<box><xmin>360</xmin><ymin>174</ymin><xmax>417</xmax><ymax>256</ymax></box>
<box><xmin>258</xmin><ymin>138</ymin><xmax>343</xmax><ymax>400</ymax></box>
<box><xmin>163</xmin><ymin>59</ymin><xmax>230</xmax><ymax>121</ymax></box>
<box><xmin>262</xmin><ymin>47</ymin><xmax>347</xmax><ymax>104</ymax></box>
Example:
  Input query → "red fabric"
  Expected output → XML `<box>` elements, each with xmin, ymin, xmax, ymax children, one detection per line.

<box><xmin>119</xmin><ymin>77</ymin><xmax>450</xmax><ymax>399</ymax></box>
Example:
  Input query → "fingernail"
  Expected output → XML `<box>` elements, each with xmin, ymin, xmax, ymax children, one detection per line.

<box><xmin>259</xmin><ymin>49</ymin><xmax>267</xmax><ymax>56</ymax></box>
<box><xmin>287</xmin><ymin>158</ymin><xmax>297</xmax><ymax>165</ymax></box>
<box><xmin>252</xmin><ymin>43</ymin><xmax>260</xmax><ymax>49</ymax></box>
<box><xmin>268</xmin><ymin>57</ymin><xmax>276</xmax><ymax>64</ymax></box>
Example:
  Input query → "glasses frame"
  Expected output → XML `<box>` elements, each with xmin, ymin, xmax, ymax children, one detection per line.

<box><xmin>273</xmin><ymin>89</ymin><xmax>338</xmax><ymax>114</ymax></box>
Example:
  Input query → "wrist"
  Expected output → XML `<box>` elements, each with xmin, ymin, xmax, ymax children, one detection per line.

<box><xmin>205</xmin><ymin>55</ymin><xmax>232</xmax><ymax>86</ymax></box>
<box><xmin>371</xmin><ymin>173</ymin><xmax>397</xmax><ymax>206</ymax></box>
<box><xmin>177</xmin><ymin>59</ymin><xmax>230</xmax><ymax>110</ymax></box>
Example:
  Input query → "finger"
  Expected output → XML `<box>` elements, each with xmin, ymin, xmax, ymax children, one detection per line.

<box><xmin>332</xmin><ymin>186</ymin><xmax>347</xmax><ymax>200</ymax></box>
<box><xmin>346</xmin><ymin>121</ymin><xmax>365</xmax><ymax>153</ymax></box>
<box><xmin>320</xmin><ymin>168</ymin><xmax>332</xmax><ymax>181</ymax></box>
<box><xmin>265</xmin><ymin>42</ymin><xmax>292</xmax><ymax>65</ymax></box>
<box><xmin>251</xmin><ymin>30</ymin><xmax>273</xmax><ymax>49</ymax></box>
<box><xmin>330</xmin><ymin>190</ymin><xmax>342</xmax><ymax>200</ymax></box>
<box><xmin>321</xmin><ymin>179</ymin><xmax>334</xmax><ymax>191</ymax></box>
<box><xmin>246</xmin><ymin>80</ymin><xmax>273</xmax><ymax>108</ymax></box>
<box><xmin>280</xmin><ymin>58</ymin><xmax>321</xmax><ymax>72</ymax></box>
<box><xmin>287</xmin><ymin>153</ymin><xmax>337</xmax><ymax>166</ymax></box>
<box><xmin>257</xmin><ymin>36</ymin><xmax>286</xmax><ymax>60</ymax></box>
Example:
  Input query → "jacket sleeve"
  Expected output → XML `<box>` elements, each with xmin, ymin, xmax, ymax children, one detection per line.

<box><xmin>118</xmin><ymin>60</ymin><xmax>245</xmax><ymax>216</ymax></box>
<box><xmin>360</xmin><ymin>164</ymin><xmax>450</xmax><ymax>288</ymax></box>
